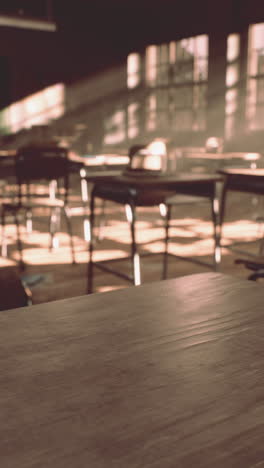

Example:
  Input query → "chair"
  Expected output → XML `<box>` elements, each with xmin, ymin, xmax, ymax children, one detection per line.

<box><xmin>87</xmin><ymin>143</ymin><xmax>219</xmax><ymax>293</ymax></box>
<box><xmin>0</xmin><ymin>144</ymin><xmax>76</xmax><ymax>267</ymax></box>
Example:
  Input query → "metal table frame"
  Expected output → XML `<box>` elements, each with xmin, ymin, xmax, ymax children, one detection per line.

<box><xmin>86</xmin><ymin>172</ymin><xmax>223</xmax><ymax>293</ymax></box>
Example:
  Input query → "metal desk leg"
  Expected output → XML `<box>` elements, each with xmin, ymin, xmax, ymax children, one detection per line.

<box><xmin>162</xmin><ymin>203</ymin><xmax>171</xmax><ymax>280</ymax></box>
<box><xmin>87</xmin><ymin>187</ymin><xmax>96</xmax><ymax>294</ymax></box>
<box><xmin>219</xmin><ymin>177</ymin><xmax>228</xmax><ymax>240</ymax></box>
<box><xmin>211</xmin><ymin>181</ymin><xmax>222</xmax><ymax>269</ymax></box>
<box><xmin>126</xmin><ymin>202</ymin><xmax>141</xmax><ymax>286</ymax></box>
<box><xmin>1</xmin><ymin>207</ymin><xmax>7</xmax><ymax>258</ymax></box>
<box><xmin>80</xmin><ymin>168</ymin><xmax>92</xmax><ymax>242</ymax></box>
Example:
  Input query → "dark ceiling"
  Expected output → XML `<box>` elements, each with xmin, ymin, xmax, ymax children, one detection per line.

<box><xmin>0</xmin><ymin>0</ymin><xmax>264</xmax><ymax>106</ymax></box>
<box><xmin>2</xmin><ymin>0</ymin><xmax>264</xmax><ymax>51</ymax></box>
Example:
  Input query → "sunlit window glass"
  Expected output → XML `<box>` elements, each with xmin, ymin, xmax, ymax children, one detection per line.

<box><xmin>0</xmin><ymin>83</ymin><xmax>65</xmax><ymax>134</ymax></box>
<box><xmin>246</xmin><ymin>23</ymin><xmax>264</xmax><ymax>130</ymax></box>
<box><xmin>225</xmin><ymin>33</ymin><xmax>240</xmax><ymax>139</ymax></box>
<box><xmin>127</xmin><ymin>53</ymin><xmax>141</xmax><ymax>89</ymax></box>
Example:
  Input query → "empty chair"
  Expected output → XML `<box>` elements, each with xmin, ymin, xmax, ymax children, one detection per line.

<box><xmin>0</xmin><ymin>144</ymin><xmax>76</xmax><ymax>267</ymax></box>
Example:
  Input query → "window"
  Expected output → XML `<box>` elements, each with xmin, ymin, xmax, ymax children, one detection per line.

<box><xmin>0</xmin><ymin>83</ymin><xmax>65</xmax><ymax>134</ymax></box>
<box><xmin>146</xmin><ymin>44</ymin><xmax>169</xmax><ymax>86</ymax></box>
<box><xmin>127</xmin><ymin>101</ymin><xmax>140</xmax><ymax>139</ymax></box>
<box><xmin>246</xmin><ymin>23</ymin><xmax>264</xmax><ymax>130</ymax></box>
<box><xmin>127</xmin><ymin>53</ymin><xmax>141</xmax><ymax>89</ymax></box>
<box><xmin>225</xmin><ymin>34</ymin><xmax>240</xmax><ymax>139</ymax></box>
<box><xmin>144</xmin><ymin>35</ymin><xmax>208</xmax><ymax>133</ymax></box>
<box><xmin>103</xmin><ymin>108</ymin><xmax>126</xmax><ymax>145</ymax></box>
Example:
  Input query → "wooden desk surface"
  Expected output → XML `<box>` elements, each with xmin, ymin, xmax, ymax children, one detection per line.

<box><xmin>1</xmin><ymin>272</ymin><xmax>264</xmax><ymax>467</ymax></box>
<box><xmin>69</xmin><ymin>152</ymin><xmax>129</xmax><ymax>167</ymax></box>
<box><xmin>114</xmin><ymin>171</ymin><xmax>222</xmax><ymax>186</ymax></box>
<box><xmin>184</xmin><ymin>151</ymin><xmax>261</xmax><ymax>161</ymax></box>
<box><xmin>0</xmin><ymin>149</ymin><xmax>129</xmax><ymax>166</ymax></box>
<box><xmin>220</xmin><ymin>167</ymin><xmax>264</xmax><ymax>177</ymax></box>
<box><xmin>85</xmin><ymin>171</ymin><xmax>222</xmax><ymax>186</ymax></box>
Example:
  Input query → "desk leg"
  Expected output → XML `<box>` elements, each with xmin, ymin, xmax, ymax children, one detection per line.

<box><xmin>126</xmin><ymin>202</ymin><xmax>141</xmax><ymax>286</ymax></box>
<box><xmin>218</xmin><ymin>177</ymin><xmax>228</xmax><ymax>246</ymax></box>
<box><xmin>1</xmin><ymin>207</ymin><xmax>7</xmax><ymax>258</ymax></box>
<box><xmin>14</xmin><ymin>208</ymin><xmax>25</xmax><ymax>270</ymax></box>
<box><xmin>211</xmin><ymin>181</ymin><xmax>222</xmax><ymax>269</ymax></box>
<box><xmin>162</xmin><ymin>203</ymin><xmax>171</xmax><ymax>280</ymax></box>
<box><xmin>87</xmin><ymin>187</ymin><xmax>96</xmax><ymax>294</ymax></box>
<box><xmin>81</xmin><ymin>169</ymin><xmax>92</xmax><ymax>242</ymax></box>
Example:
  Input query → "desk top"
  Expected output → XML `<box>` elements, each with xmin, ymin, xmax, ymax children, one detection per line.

<box><xmin>85</xmin><ymin>171</ymin><xmax>222</xmax><ymax>186</ymax></box>
<box><xmin>69</xmin><ymin>152</ymin><xmax>129</xmax><ymax>167</ymax></box>
<box><xmin>1</xmin><ymin>272</ymin><xmax>264</xmax><ymax>467</ymax></box>
<box><xmin>220</xmin><ymin>167</ymin><xmax>264</xmax><ymax>177</ymax></box>
<box><xmin>184</xmin><ymin>151</ymin><xmax>261</xmax><ymax>161</ymax></box>
<box><xmin>0</xmin><ymin>149</ymin><xmax>129</xmax><ymax>166</ymax></box>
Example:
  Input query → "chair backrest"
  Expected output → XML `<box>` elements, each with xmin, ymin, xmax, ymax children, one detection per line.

<box><xmin>15</xmin><ymin>144</ymin><xmax>70</xmax><ymax>202</ymax></box>
<box><xmin>205</xmin><ymin>136</ymin><xmax>223</xmax><ymax>153</ymax></box>
<box><xmin>16</xmin><ymin>144</ymin><xmax>69</xmax><ymax>180</ymax></box>
<box><xmin>127</xmin><ymin>142</ymin><xmax>168</xmax><ymax>174</ymax></box>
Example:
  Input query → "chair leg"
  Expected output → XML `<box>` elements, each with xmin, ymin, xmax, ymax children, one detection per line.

<box><xmin>13</xmin><ymin>209</ymin><xmax>24</xmax><ymax>270</ymax></box>
<box><xmin>126</xmin><ymin>202</ymin><xmax>141</xmax><ymax>286</ymax></box>
<box><xmin>87</xmin><ymin>188</ymin><xmax>96</xmax><ymax>294</ymax></box>
<box><xmin>25</xmin><ymin>184</ymin><xmax>33</xmax><ymax>234</ymax></box>
<box><xmin>162</xmin><ymin>203</ymin><xmax>171</xmax><ymax>280</ymax></box>
<box><xmin>218</xmin><ymin>179</ymin><xmax>228</xmax><ymax>244</ymax></box>
<box><xmin>55</xmin><ymin>206</ymin><xmax>61</xmax><ymax>232</ymax></box>
<box><xmin>49</xmin><ymin>207</ymin><xmax>57</xmax><ymax>251</ymax></box>
<box><xmin>211</xmin><ymin>181</ymin><xmax>222</xmax><ymax>269</ymax></box>
<box><xmin>259</xmin><ymin>232</ymin><xmax>264</xmax><ymax>256</ymax></box>
<box><xmin>81</xmin><ymin>172</ymin><xmax>91</xmax><ymax>242</ymax></box>
<box><xmin>97</xmin><ymin>199</ymin><xmax>106</xmax><ymax>241</ymax></box>
<box><xmin>26</xmin><ymin>209</ymin><xmax>33</xmax><ymax>234</ymax></box>
<box><xmin>63</xmin><ymin>205</ymin><xmax>76</xmax><ymax>264</ymax></box>
<box><xmin>1</xmin><ymin>207</ymin><xmax>7</xmax><ymax>257</ymax></box>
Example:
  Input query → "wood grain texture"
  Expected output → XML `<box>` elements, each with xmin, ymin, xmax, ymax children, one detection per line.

<box><xmin>0</xmin><ymin>272</ymin><xmax>264</xmax><ymax>467</ymax></box>
<box><xmin>184</xmin><ymin>152</ymin><xmax>261</xmax><ymax>161</ymax></box>
<box><xmin>220</xmin><ymin>168</ymin><xmax>264</xmax><ymax>176</ymax></box>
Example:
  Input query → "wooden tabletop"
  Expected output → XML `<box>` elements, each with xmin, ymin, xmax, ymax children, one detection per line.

<box><xmin>219</xmin><ymin>167</ymin><xmax>264</xmax><ymax>177</ymax></box>
<box><xmin>114</xmin><ymin>171</ymin><xmax>222</xmax><ymax>186</ymax></box>
<box><xmin>0</xmin><ymin>149</ymin><xmax>129</xmax><ymax>166</ymax></box>
<box><xmin>1</xmin><ymin>272</ymin><xmax>264</xmax><ymax>467</ymax></box>
<box><xmin>69</xmin><ymin>152</ymin><xmax>129</xmax><ymax>167</ymax></box>
<box><xmin>184</xmin><ymin>151</ymin><xmax>261</xmax><ymax>161</ymax></box>
<box><xmin>85</xmin><ymin>170</ymin><xmax>222</xmax><ymax>187</ymax></box>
